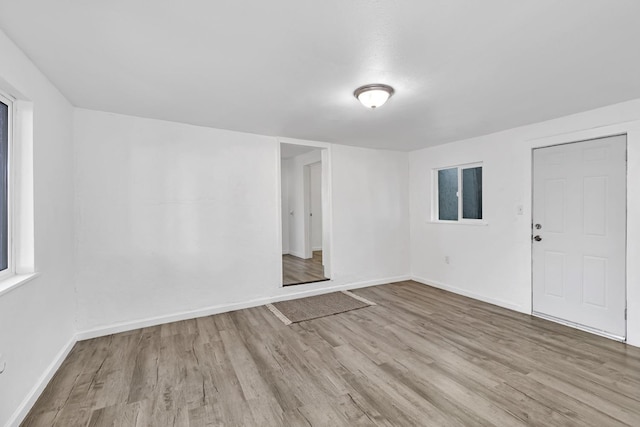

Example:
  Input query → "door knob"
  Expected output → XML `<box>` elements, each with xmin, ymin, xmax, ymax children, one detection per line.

<box><xmin>533</xmin><ymin>235</ymin><xmax>542</xmax><ymax>241</ymax></box>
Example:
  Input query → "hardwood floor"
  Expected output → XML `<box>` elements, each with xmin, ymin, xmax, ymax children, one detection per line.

<box><xmin>22</xmin><ymin>281</ymin><xmax>640</xmax><ymax>426</ymax></box>
<box><xmin>282</xmin><ymin>250</ymin><xmax>328</xmax><ymax>286</ymax></box>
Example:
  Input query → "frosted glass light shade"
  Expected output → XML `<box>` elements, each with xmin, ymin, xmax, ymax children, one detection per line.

<box><xmin>354</xmin><ymin>84</ymin><xmax>394</xmax><ymax>109</ymax></box>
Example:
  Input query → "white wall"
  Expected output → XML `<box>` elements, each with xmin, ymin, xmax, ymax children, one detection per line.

<box><xmin>0</xmin><ymin>30</ymin><xmax>76</xmax><ymax>426</ymax></box>
<box><xmin>332</xmin><ymin>144</ymin><xmax>410</xmax><ymax>285</ymax></box>
<box><xmin>2</xmin><ymin>17</ymin><xmax>639</xmax><ymax>425</ymax></box>
<box><xmin>410</xmin><ymin>98</ymin><xmax>640</xmax><ymax>347</ymax></box>
<box><xmin>73</xmin><ymin>109</ymin><xmax>283</xmax><ymax>330</ymax></box>
<box><xmin>283</xmin><ymin>149</ymin><xmax>322</xmax><ymax>258</ymax></box>
<box><xmin>74</xmin><ymin>110</ymin><xmax>410</xmax><ymax>333</ymax></box>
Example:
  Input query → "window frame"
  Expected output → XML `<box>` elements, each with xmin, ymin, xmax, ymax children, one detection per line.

<box><xmin>0</xmin><ymin>90</ymin><xmax>13</xmax><ymax>280</ymax></box>
<box><xmin>432</xmin><ymin>162</ymin><xmax>485</xmax><ymax>225</ymax></box>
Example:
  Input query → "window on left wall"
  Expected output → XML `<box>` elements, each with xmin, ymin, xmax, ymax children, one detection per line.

<box><xmin>0</xmin><ymin>93</ymin><xmax>11</xmax><ymax>274</ymax></box>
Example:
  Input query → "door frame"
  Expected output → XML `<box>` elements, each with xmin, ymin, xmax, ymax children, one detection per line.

<box><xmin>277</xmin><ymin>137</ymin><xmax>333</xmax><ymax>287</ymax></box>
<box><xmin>303</xmin><ymin>162</ymin><xmax>312</xmax><ymax>259</ymax></box>
<box><xmin>530</xmin><ymin>134</ymin><xmax>627</xmax><ymax>340</ymax></box>
<box><xmin>526</xmin><ymin>120</ymin><xmax>640</xmax><ymax>346</ymax></box>
<box><xmin>304</xmin><ymin>161</ymin><xmax>322</xmax><ymax>258</ymax></box>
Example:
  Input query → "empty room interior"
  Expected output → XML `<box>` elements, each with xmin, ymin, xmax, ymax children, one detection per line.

<box><xmin>1</xmin><ymin>1</ymin><xmax>640</xmax><ymax>426</ymax></box>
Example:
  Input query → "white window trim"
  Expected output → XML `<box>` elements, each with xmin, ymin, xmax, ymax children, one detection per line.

<box><xmin>0</xmin><ymin>82</ymin><xmax>36</xmax><ymax>296</ymax></box>
<box><xmin>0</xmin><ymin>91</ymin><xmax>13</xmax><ymax>281</ymax></box>
<box><xmin>431</xmin><ymin>161</ymin><xmax>487</xmax><ymax>225</ymax></box>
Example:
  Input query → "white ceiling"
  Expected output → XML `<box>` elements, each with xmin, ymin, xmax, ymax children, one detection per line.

<box><xmin>1</xmin><ymin>1</ymin><xmax>640</xmax><ymax>151</ymax></box>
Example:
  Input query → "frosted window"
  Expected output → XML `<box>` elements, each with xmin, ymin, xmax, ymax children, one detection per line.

<box><xmin>462</xmin><ymin>167</ymin><xmax>482</xmax><ymax>219</ymax></box>
<box><xmin>0</xmin><ymin>101</ymin><xmax>7</xmax><ymax>270</ymax></box>
<box><xmin>435</xmin><ymin>164</ymin><xmax>483</xmax><ymax>222</ymax></box>
<box><xmin>438</xmin><ymin>168</ymin><xmax>458</xmax><ymax>220</ymax></box>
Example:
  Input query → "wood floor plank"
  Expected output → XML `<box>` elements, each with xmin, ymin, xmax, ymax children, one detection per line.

<box><xmin>283</xmin><ymin>251</ymin><xmax>328</xmax><ymax>286</ymax></box>
<box><xmin>22</xmin><ymin>280</ymin><xmax>640</xmax><ymax>426</ymax></box>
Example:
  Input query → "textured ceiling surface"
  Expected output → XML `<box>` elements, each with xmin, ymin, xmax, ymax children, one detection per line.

<box><xmin>1</xmin><ymin>1</ymin><xmax>640</xmax><ymax>150</ymax></box>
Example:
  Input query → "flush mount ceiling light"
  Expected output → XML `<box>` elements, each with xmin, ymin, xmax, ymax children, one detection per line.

<box><xmin>354</xmin><ymin>83</ymin><xmax>395</xmax><ymax>109</ymax></box>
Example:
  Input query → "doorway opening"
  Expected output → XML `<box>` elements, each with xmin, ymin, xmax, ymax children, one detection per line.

<box><xmin>280</xmin><ymin>142</ymin><xmax>330</xmax><ymax>286</ymax></box>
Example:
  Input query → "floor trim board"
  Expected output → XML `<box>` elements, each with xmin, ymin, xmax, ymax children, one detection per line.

<box><xmin>411</xmin><ymin>276</ymin><xmax>529</xmax><ymax>314</ymax></box>
<box><xmin>533</xmin><ymin>310</ymin><xmax>625</xmax><ymax>342</ymax></box>
<box><xmin>287</xmin><ymin>250</ymin><xmax>307</xmax><ymax>259</ymax></box>
<box><xmin>6</xmin><ymin>336</ymin><xmax>76</xmax><ymax>427</ymax></box>
<box><xmin>12</xmin><ymin>275</ymin><xmax>636</xmax><ymax>425</ymax></box>
<box><xmin>283</xmin><ymin>278</ymin><xmax>330</xmax><ymax>287</ymax></box>
<box><xmin>9</xmin><ymin>274</ymin><xmax>410</xmax><ymax>426</ymax></box>
<box><xmin>76</xmin><ymin>275</ymin><xmax>410</xmax><ymax>341</ymax></box>
<box><xmin>24</xmin><ymin>280</ymin><xmax>640</xmax><ymax>426</ymax></box>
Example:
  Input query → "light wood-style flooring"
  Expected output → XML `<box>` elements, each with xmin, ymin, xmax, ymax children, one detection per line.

<box><xmin>282</xmin><ymin>250</ymin><xmax>328</xmax><ymax>286</ymax></box>
<box><xmin>22</xmin><ymin>281</ymin><xmax>640</xmax><ymax>426</ymax></box>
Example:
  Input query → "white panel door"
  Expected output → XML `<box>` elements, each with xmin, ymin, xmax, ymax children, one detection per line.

<box><xmin>532</xmin><ymin>135</ymin><xmax>626</xmax><ymax>339</ymax></box>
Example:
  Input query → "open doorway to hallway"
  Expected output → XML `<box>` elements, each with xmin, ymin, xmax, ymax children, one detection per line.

<box><xmin>280</xmin><ymin>142</ymin><xmax>330</xmax><ymax>286</ymax></box>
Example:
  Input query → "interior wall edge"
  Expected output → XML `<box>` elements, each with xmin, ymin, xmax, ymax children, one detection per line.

<box><xmin>5</xmin><ymin>336</ymin><xmax>76</xmax><ymax>427</ymax></box>
<box><xmin>411</xmin><ymin>275</ymin><xmax>530</xmax><ymax>315</ymax></box>
<box><xmin>0</xmin><ymin>27</ymin><xmax>77</xmax><ymax>427</ymax></box>
<box><xmin>411</xmin><ymin>275</ymin><xmax>639</xmax><ymax>350</ymax></box>
<box><xmin>74</xmin><ymin>275</ymin><xmax>411</xmax><ymax>342</ymax></box>
<box><xmin>6</xmin><ymin>273</ymin><xmax>409</xmax><ymax>426</ymax></box>
<box><xmin>287</xmin><ymin>250</ymin><xmax>306</xmax><ymax>259</ymax></box>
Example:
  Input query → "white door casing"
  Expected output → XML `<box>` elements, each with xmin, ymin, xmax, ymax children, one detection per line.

<box><xmin>309</xmin><ymin>162</ymin><xmax>322</xmax><ymax>251</ymax></box>
<box><xmin>532</xmin><ymin>135</ymin><xmax>627</xmax><ymax>339</ymax></box>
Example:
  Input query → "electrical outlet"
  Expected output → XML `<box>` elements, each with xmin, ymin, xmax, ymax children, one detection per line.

<box><xmin>444</xmin><ymin>256</ymin><xmax>450</xmax><ymax>264</ymax></box>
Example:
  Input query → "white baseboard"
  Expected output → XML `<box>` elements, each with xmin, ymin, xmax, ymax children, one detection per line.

<box><xmin>312</xmin><ymin>246</ymin><xmax>322</xmax><ymax>251</ymax></box>
<box><xmin>76</xmin><ymin>298</ymin><xmax>280</xmax><ymax>340</ymax></box>
<box><xmin>345</xmin><ymin>275</ymin><xmax>410</xmax><ymax>289</ymax></box>
<box><xmin>7</xmin><ymin>336</ymin><xmax>76</xmax><ymax>427</ymax></box>
<box><xmin>411</xmin><ymin>276</ymin><xmax>529</xmax><ymax>314</ymax></box>
<box><xmin>76</xmin><ymin>275</ymin><xmax>411</xmax><ymax>341</ymax></box>
<box><xmin>8</xmin><ymin>273</ymin><xmax>410</xmax><ymax>425</ymax></box>
<box><xmin>288</xmin><ymin>250</ymin><xmax>306</xmax><ymax>259</ymax></box>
